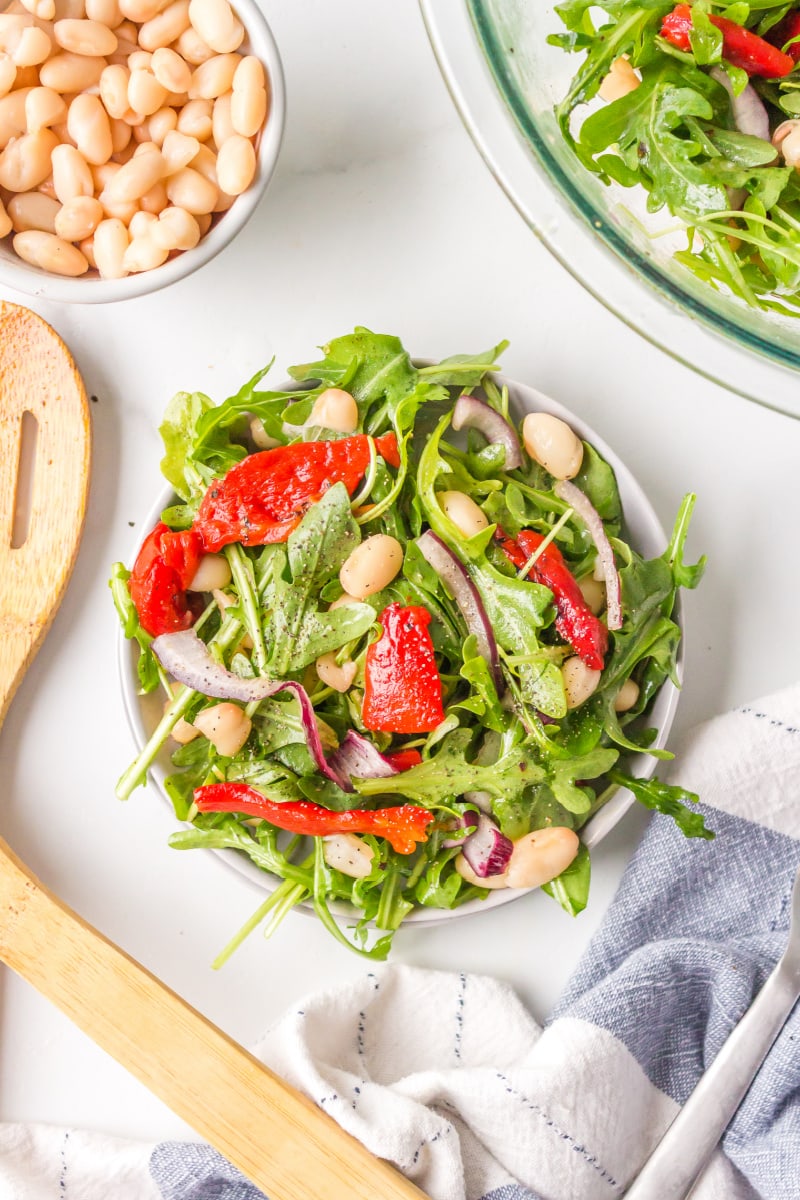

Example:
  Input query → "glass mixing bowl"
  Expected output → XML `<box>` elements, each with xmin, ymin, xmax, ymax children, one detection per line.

<box><xmin>420</xmin><ymin>0</ymin><xmax>800</xmax><ymax>418</ymax></box>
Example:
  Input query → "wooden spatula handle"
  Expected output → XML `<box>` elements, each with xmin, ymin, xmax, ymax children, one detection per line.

<box><xmin>0</xmin><ymin>836</ymin><xmax>427</xmax><ymax>1200</ymax></box>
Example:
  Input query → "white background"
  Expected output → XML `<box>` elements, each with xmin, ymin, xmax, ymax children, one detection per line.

<box><xmin>2</xmin><ymin>0</ymin><xmax>800</xmax><ymax>1145</ymax></box>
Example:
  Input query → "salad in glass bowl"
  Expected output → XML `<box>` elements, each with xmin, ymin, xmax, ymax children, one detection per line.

<box><xmin>553</xmin><ymin>1</ymin><xmax>800</xmax><ymax>315</ymax></box>
<box><xmin>112</xmin><ymin>328</ymin><xmax>707</xmax><ymax>960</ymax></box>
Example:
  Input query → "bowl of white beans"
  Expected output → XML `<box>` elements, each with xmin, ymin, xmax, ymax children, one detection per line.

<box><xmin>0</xmin><ymin>0</ymin><xmax>284</xmax><ymax>302</ymax></box>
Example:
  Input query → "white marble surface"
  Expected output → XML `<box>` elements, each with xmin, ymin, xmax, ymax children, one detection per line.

<box><xmin>2</xmin><ymin>0</ymin><xmax>800</xmax><ymax>1148</ymax></box>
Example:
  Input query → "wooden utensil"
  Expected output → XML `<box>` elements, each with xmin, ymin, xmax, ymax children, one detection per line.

<box><xmin>0</xmin><ymin>302</ymin><xmax>428</xmax><ymax>1200</ymax></box>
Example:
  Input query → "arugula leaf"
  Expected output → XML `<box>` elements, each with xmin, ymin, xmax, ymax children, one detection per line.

<box><xmin>109</xmin><ymin>562</ymin><xmax>160</xmax><ymax>692</ymax></box>
<box><xmin>267</xmin><ymin>484</ymin><xmax>374</xmax><ymax>674</ymax></box>
<box><xmin>610</xmin><ymin>768</ymin><xmax>715</xmax><ymax>839</ymax></box>
<box><xmin>417</xmin><ymin>341</ymin><xmax>510</xmax><ymax>386</ymax></box>
<box><xmin>542</xmin><ymin>842</ymin><xmax>591</xmax><ymax>916</ymax></box>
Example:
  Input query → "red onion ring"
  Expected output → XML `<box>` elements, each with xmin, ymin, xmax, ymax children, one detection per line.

<box><xmin>554</xmin><ymin>479</ymin><xmax>622</xmax><ymax>631</ymax></box>
<box><xmin>452</xmin><ymin>393</ymin><xmax>522</xmax><ymax>470</ymax></box>
<box><xmin>417</xmin><ymin>530</ymin><xmax>503</xmax><ymax>692</ymax></box>
<box><xmin>710</xmin><ymin>66</ymin><xmax>770</xmax><ymax>142</ymax></box>
<box><xmin>152</xmin><ymin>629</ymin><xmax>348</xmax><ymax>789</ymax></box>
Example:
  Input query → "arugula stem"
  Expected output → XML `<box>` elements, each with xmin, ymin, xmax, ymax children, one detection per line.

<box><xmin>225</xmin><ymin>544</ymin><xmax>268</xmax><ymax>672</ymax></box>
<box><xmin>211</xmin><ymin>880</ymin><xmax>305</xmax><ymax>969</ymax></box>
<box><xmin>517</xmin><ymin>507</ymin><xmax>574</xmax><ymax>577</ymax></box>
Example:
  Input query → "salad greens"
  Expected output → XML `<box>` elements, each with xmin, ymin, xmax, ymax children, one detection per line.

<box><xmin>112</xmin><ymin>328</ymin><xmax>707</xmax><ymax>961</ymax></box>
<box><xmin>551</xmin><ymin>1</ymin><xmax>800</xmax><ymax>314</ymax></box>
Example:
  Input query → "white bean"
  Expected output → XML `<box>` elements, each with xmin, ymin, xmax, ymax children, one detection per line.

<box><xmin>139</xmin><ymin>179</ymin><xmax>166</xmax><ymax>212</ymax></box>
<box><xmin>188</xmin><ymin>552</ymin><xmax>231</xmax><ymax>591</ymax></box>
<box><xmin>248</xmin><ymin>415</ymin><xmax>279</xmax><ymax>449</ymax></box>
<box><xmin>170</xmin><ymin>714</ymin><xmax>199</xmax><ymax>744</ymax></box>
<box><xmin>614</xmin><ymin>678</ymin><xmax>640</xmax><ymax>713</ymax></box>
<box><xmin>109</xmin><ymin>114</ymin><xmax>132</xmax><ymax>152</ymax></box>
<box><xmin>11</xmin><ymin>25</ymin><xmax>51</xmax><ymax>68</ymax></box>
<box><xmin>174</xmin><ymin>23</ymin><xmax>212</xmax><ymax>64</ymax></box>
<box><xmin>21</xmin><ymin>0</ymin><xmax>56</xmax><ymax>17</ymax></box>
<box><xmin>118</xmin><ymin>0</ymin><xmax>168</xmax><ymax>21</ymax></box>
<box><xmin>54</xmin><ymin>193</ymin><xmax>102</xmax><ymax>239</ymax></box>
<box><xmin>0</xmin><ymin>53</ymin><xmax>16</xmax><ymax>99</ymax></box>
<box><xmin>315</xmin><ymin>652</ymin><xmax>357</xmax><ymax>694</ymax></box>
<box><xmin>210</xmin><ymin>88</ymin><xmax>233</xmax><ymax>146</ymax></box>
<box><xmin>175</xmin><ymin>94</ymin><xmax>210</xmax><ymax>137</ymax></box>
<box><xmin>78</xmin><ymin>234</ymin><xmax>95</xmax><ymax>266</ymax></box>
<box><xmin>161</xmin><ymin>126</ymin><xmax>197</xmax><ymax>169</ymax></box>
<box><xmin>215</xmin><ymin>130</ymin><xmax>253</xmax><ymax>195</ymax></box>
<box><xmin>128</xmin><ymin>207</ymin><xmax>156</xmax><ymax>236</ymax></box>
<box><xmin>577</xmin><ymin>574</ymin><xmax>605</xmax><ymax>615</ymax></box>
<box><xmin>85</xmin><ymin>0</ymin><xmax>121</xmax><ymax>25</ymax></box>
<box><xmin>122</xmin><ymin>230</ymin><xmax>168</xmax><ymax>271</ymax></box>
<box><xmin>328</xmin><ymin>592</ymin><xmax>361</xmax><ymax>611</ymax></box>
<box><xmin>322</xmin><ymin>834</ymin><xmax>374</xmax><ymax>880</ymax></box>
<box><xmin>67</xmin><ymin>92</ymin><xmax>112</xmax><ymax>163</ymax></box>
<box><xmin>455</xmin><ymin>854</ymin><xmax>509</xmax><ymax>889</ymax></box>
<box><xmin>92</xmin><ymin>214</ymin><xmax>128</xmax><ymax>276</ymax></box>
<box><xmin>151</xmin><ymin>202</ymin><xmax>198</xmax><ymax>248</ymax></box>
<box><xmin>438</xmin><ymin>490</ymin><xmax>488</xmax><ymax>539</ymax></box>
<box><xmin>0</xmin><ymin>197</ymin><xmax>11</xmax><ymax>237</ymax></box>
<box><xmin>306</xmin><ymin>388</ymin><xmax>358</xmax><ymax>433</ymax></box>
<box><xmin>505</xmin><ymin>828</ymin><xmax>580</xmax><ymax>889</ymax></box>
<box><xmin>188</xmin><ymin>0</ymin><xmax>242</xmax><ymax>54</ymax></box>
<box><xmin>51</xmin><ymin>141</ymin><xmax>93</xmax><ymax>201</ymax></box>
<box><xmin>0</xmin><ymin>87</ymin><xmax>31</xmax><ymax>148</ymax></box>
<box><xmin>99</xmin><ymin>63</ymin><xmax>130</xmax><ymax>118</ymax></box>
<box><xmin>230</xmin><ymin>71</ymin><xmax>266</xmax><ymax>138</ymax></box>
<box><xmin>53</xmin><ymin>18</ymin><xmax>117</xmax><ymax>56</ymax></box>
<box><xmin>164</xmin><ymin>163</ymin><xmax>216</xmax><ymax>212</ymax></box>
<box><xmin>39</xmin><ymin>51</ymin><xmax>107</xmax><ymax>92</ymax></box>
<box><xmin>8</xmin><ymin>190</ymin><xmax>60</xmax><ymax>232</ymax></box>
<box><xmin>339</xmin><ymin>535</ymin><xmax>404</xmax><ymax>600</ymax></box>
<box><xmin>146</xmin><ymin>104</ymin><xmax>177</xmax><ymax>143</ymax></box>
<box><xmin>25</xmin><ymin>86</ymin><xmax>68</xmax><ymax>132</ymax></box>
<box><xmin>561</xmin><ymin>656</ymin><xmax>602</xmax><ymax>709</ymax></box>
<box><xmin>128</xmin><ymin>67</ymin><xmax>167</xmax><ymax>115</ymax></box>
<box><xmin>192</xmin><ymin>702</ymin><xmax>251</xmax><ymax>757</ymax></box>
<box><xmin>107</xmin><ymin>144</ymin><xmax>164</xmax><ymax>199</ymax></box>
<box><xmin>188</xmin><ymin>51</ymin><xmax>237</xmax><ymax>99</ymax></box>
<box><xmin>137</xmin><ymin>0</ymin><xmax>190</xmax><ymax>50</ymax></box>
<box><xmin>522</xmin><ymin>412</ymin><xmax>584</xmax><ymax>480</ymax></box>
<box><xmin>148</xmin><ymin>45</ymin><xmax>189</xmax><ymax>94</ymax></box>
<box><xmin>598</xmin><ymin>56</ymin><xmax>640</xmax><ymax>103</ymax></box>
<box><xmin>0</xmin><ymin>127</ymin><xmax>57</xmax><ymax>190</ymax></box>
<box><xmin>13</xmin><ymin>228</ymin><xmax>89</xmax><ymax>274</ymax></box>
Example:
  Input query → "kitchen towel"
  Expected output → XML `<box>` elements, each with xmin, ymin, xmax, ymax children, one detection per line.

<box><xmin>2</xmin><ymin>683</ymin><xmax>799</xmax><ymax>1200</ymax></box>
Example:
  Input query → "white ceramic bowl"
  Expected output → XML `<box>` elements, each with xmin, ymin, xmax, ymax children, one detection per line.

<box><xmin>0</xmin><ymin>0</ymin><xmax>284</xmax><ymax>305</ymax></box>
<box><xmin>118</xmin><ymin>371</ymin><xmax>682</xmax><ymax>924</ymax></box>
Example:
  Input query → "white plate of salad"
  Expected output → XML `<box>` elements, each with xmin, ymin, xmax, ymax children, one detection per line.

<box><xmin>113</xmin><ymin>327</ymin><xmax>708</xmax><ymax>961</ymax></box>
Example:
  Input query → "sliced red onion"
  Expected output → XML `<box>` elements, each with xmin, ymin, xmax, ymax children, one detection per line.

<box><xmin>442</xmin><ymin>809</ymin><xmax>480</xmax><ymax>848</ymax></box>
<box><xmin>554</xmin><ymin>479</ymin><xmax>622</xmax><ymax>631</ymax></box>
<box><xmin>152</xmin><ymin>629</ymin><xmax>346</xmax><ymax>789</ymax></box>
<box><xmin>417</xmin><ymin>530</ymin><xmax>503</xmax><ymax>691</ymax></box>
<box><xmin>462</xmin><ymin>814</ymin><xmax>513</xmax><ymax>878</ymax></box>
<box><xmin>463</xmin><ymin>789</ymin><xmax>493</xmax><ymax>813</ymax></box>
<box><xmin>452</xmin><ymin>393</ymin><xmax>522</xmax><ymax>470</ymax></box>
<box><xmin>710</xmin><ymin>66</ymin><xmax>770</xmax><ymax>143</ymax></box>
<box><xmin>327</xmin><ymin>730</ymin><xmax>400</xmax><ymax>788</ymax></box>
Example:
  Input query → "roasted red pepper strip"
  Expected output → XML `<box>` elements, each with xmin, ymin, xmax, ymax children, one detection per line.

<box><xmin>661</xmin><ymin>4</ymin><xmax>795</xmax><ymax>77</ymax></box>
<box><xmin>498</xmin><ymin>529</ymin><xmax>608</xmax><ymax>671</ymax></box>
<box><xmin>193</xmin><ymin>432</ymin><xmax>401</xmax><ymax>552</ymax></box>
<box><xmin>129</xmin><ymin>522</ymin><xmax>204</xmax><ymax>637</ymax></box>
<box><xmin>194</xmin><ymin>782</ymin><xmax>434</xmax><ymax>854</ymax></box>
<box><xmin>362</xmin><ymin>603</ymin><xmax>445</xmax><ymax>734</ymax></box>
<box><xmin>383</xmin><ymin>748</ymin><xmax>423</xmax><ymax>771</ymax></box>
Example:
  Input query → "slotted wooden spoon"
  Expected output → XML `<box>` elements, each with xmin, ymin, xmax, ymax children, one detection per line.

<box><xmin>0</xmin><ymin>301</ymin><xmax>427</xmax><ymax>1200</ymax></box>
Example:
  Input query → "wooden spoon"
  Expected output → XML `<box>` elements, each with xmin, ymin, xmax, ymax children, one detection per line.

<box><xmin>0</xmin><ymin>302</ymin><xmax>428</xmax><ymax>1200</ymax></box>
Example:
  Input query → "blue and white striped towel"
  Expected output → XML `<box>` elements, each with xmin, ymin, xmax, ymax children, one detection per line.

<box><xmin>2</xmin><ymin>686</ymin><xmax>799</xmax><ymax>1200</ymax></box>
